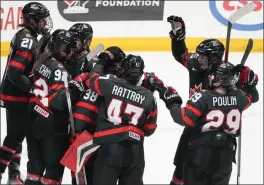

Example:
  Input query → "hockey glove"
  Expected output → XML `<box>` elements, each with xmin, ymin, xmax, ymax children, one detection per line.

<box><xmin>159</xmin><ymin>86</ymin><xmax>183</xmax><ymax>108</ymax></box>
<box><xmin>142</xmin><ymin>72</ymin><xmax>165</xmax><ymax>92</ymax></box>
<box><xmin>233</xmin><ymin>64</ymin><xmax>258</xmax><ymax>88</ymax></box>
<box><xmin>167</xmin><ymin>16</ymin><xmax>186</xmax><ymax>41</ymax></box>
<box><xmin>69</xmin><ymin>73</ymin><xmax>89</xmax><ymax>96</ymax></box>
<box><xmin>98</xmin><ymin>46</ymin><xmax>125</xmax><ymax>63</ymax></box>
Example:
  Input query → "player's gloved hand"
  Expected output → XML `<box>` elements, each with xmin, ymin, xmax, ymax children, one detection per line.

<box><xmin>69</xmin><ymin>73</ymin><xmax>89</xmax><ymax>95</ymax></box>
<box><xmin>98</xmin><ymin>46</ymin><xmax>125</xmax><ymax>63</ymax></box>
<box><xmin>167</xmin><ymin>16</ymin><xmax>186</xmax><ymax>41</ymax></box>
<box><xmin>142</xmin><ymin>72</ymin><xmax>165</xmax><ymax>92</ymax></box>
<box><xmin>159</xmin><ymin>86</ymin><xmax>183</xmax><ymax>108</ymax></box>
<box><xmin>233</xmin><ymin>64</ymin><xmax>258</xmax><ymax>88</ymax></box>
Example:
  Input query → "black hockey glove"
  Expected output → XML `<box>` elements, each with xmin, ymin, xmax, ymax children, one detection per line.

<box><xmin>232</xmin><ymin>64</ymin><xmax>259</xmax><ymax>88</ymax></box>
<box><xmin>96</xmin><ymin>46</ymin><xmax>125</xmax><ymax>73</ymax></box>
<box><xmin>167</xmin><ymin>16</ymin><xmax>186</xmax><ymax>41</ymax></box>
<box><xmin>69</xmin><ymin>73</ymin><xmax>88</xmax><ymax>96</ymax></box>
<box><xmin>98</xmin><ymin>46</ymin><xmax>125</xmax><ymax>63</ymax></box>
<box><xmin>142</xmin><ymin>72</ymin><xmax>165</xmax><ymax>92</ymax></box>
<box><xmin>159</xmin><ymin>86</ymin><xmax>183</xmax><ymax>108</ymax></box>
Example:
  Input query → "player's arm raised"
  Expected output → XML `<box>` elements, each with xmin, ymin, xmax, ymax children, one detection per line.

<box><xmin>7</xmin><ymin>35</ymin><xmax>36</xmax><ymax>93</ymax></box>
<box><xmin>167</xmin><ymin>16</ymin><xmax>191</xmax><ymax>68</ymax></box>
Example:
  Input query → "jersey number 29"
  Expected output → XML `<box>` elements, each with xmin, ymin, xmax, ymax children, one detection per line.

<box><xmin>202</xmin><ymin>109</ymin><xmax>241</xmax><ymax>134</ymax></box>
<box><xmin>107</xmin><ymin>99</ymin><xmax>144</xmax><ymax>126</ymax></box>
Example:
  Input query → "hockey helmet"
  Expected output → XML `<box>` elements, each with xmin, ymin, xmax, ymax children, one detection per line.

<box><xmin>48</xmin><ymin>29</ymin><xmax>77</xmax><ymax>62</ymax></box>
<box><xmin>69</xmin><ymin>23</ymin><xmax>93</xmax><ymax>50</ymax></box>
<box><xmin>121</xmin><ymin>54</ymin><xmax>145</xmax><ymax>85</ymax></box>
<box><xmin>196</xmin><ymin>39</ymin><xmax>225</xmax><ymax>70</ymax></box>
<box><xmin>22</xmin><ymin>2</ymin><xmax>53</xmax><ymax>34</ymax></box>
<box><xmin>208</xmin><ymin>62</ymin><xmax>235</xmax><ymax>88</ymax></box>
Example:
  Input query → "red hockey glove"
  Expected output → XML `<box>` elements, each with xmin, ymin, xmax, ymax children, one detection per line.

<box><xmin>233</xmin><ymin>64</ymin><xmax>258</xmax><ymax>88</ymax></box>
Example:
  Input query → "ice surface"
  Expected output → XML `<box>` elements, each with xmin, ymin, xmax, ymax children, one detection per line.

<box><xmin>1</xmin><ymin>52</ymin><xmax>263</xmax><ymax>184</ymax></box>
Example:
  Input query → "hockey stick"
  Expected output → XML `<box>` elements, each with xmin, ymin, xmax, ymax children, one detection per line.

<box><xmin>240</xmin><ymin>38</ymin><xmax>253</xmax><ymax>66</ymax></box>
<box><xmin>224</xmin><ymin>2</ymin><xmax>256</xmax><ymax>63</ymax></box>
<box><xmin>61</xmin><ymin>72</ymin><xmax>87</xmax><ymax>185</ymax></box>
<box><xmin>86</xmin><ymin>43</ymin><xmax>104</xmax><ymax>61</ymax></box>
<box><xmin>237</xmin><ymin>38</ymin><xmax>253</xmax><ymax>185</ymax></box>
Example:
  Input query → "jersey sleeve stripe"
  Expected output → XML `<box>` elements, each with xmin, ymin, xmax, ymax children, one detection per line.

<box><xmin>0</xmin><ymin>94</ymin><xmax>28</xmax><ymax>102</ymax></box>
<box><xmin>75</xmin><ymin>101</ymin><xmax>99</xmax><ymax>113</ymax></box>
<box><xmin>147</xmin><ymin>109</ymin><xmax>157</xmax><ymax>118</ymax></box>
<box><xmin>93</xmin><ymin>78</ymin><xmax>102</xmax><ymax>96</ymax></box>
<box><xmin>50</xmin><ymin>84</ymin><xmax>64</xmax><ymax>91</ymax></box>
<box><xmin>94</xmin><ymin>126</ymin><xmax>144</xmax><ymax>138</ymax></box>
<box><xmin>143</xmin><ymin>123</ymin><xmax>157</xmax><ymax>130</ymax></box>
<box><xmin>181</xmin><ymin>108</ymin><xmax>195</xmax><ymax>127</ymax></box>
<box><xmin>73</xmin><ymin>113</ymin><xmax>96</xmax><ymax>125</ymax></box>
<box><xmin>182</xmin><ymin>51</ymin><xmax>189</xmax><ymax>68</ymax></box>
<box><xmin>186</xmin><ymin>104</ymin><xmax>203</xmax><ymax>116</ymax></box>
<box><xmin>9</xmin><ymin>61</ymin><xmax>25</xmax><ymax>70</ymax></box>
<box><xmin>16</xmin><ymin>50</ymin><xmax>33</xmax><ymax>61</ymax></box>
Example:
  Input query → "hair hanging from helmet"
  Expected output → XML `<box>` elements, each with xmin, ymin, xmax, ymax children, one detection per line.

<box><xmin>32</xmin><ymin>48</ymin><xmax>52</xmax><ymax>74</ymax></box>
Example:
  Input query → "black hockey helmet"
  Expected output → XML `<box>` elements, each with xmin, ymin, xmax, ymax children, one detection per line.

<box><xmin>120</xmin><ymin>54</ymin><xmax>145</xmax><ymax>85</ymax></box>
<box><xmin>22</xmin><ymin>2</ymin><xmax>53</xmax><ymax>34</ymax></box>
<box><xmin>208</xmin><ymin>62</ymin><xmax>235</xmax><ymax>88</ymax></box>
<box><xmin>69</xmin><ymin>23</ymin><xmax>93</xmax><ymax>50</ymax></box>
<box><xmin>48</xmin><ymin>29</ymin><xmax>77</xmax><ymax>62</ymax></box>
<box><xmin>196</xmin><ymin>39</ymin><xmax>225</xmax><ymax>70</ymax></box>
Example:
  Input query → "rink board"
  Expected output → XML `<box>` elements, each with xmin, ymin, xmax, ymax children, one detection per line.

<box><xmin>1</xmin><ymin>37</ymin><xmax>263</xmax><ymax>57</ymax></box>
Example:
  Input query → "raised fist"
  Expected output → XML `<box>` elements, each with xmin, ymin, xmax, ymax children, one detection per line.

<box><xmin>167</xmin><ymin>16</ymin><xmax>186</xmax><ymax>41</ymax></box>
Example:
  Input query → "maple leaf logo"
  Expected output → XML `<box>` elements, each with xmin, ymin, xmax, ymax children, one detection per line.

<box><xmin>189</xmin><ymin>83</ymin><xmax>202</xmax><ymax>97</ymax></box>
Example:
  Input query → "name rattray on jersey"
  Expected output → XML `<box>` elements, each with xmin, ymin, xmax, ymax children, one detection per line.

<box><xmin>182</xmin><ymin>89</ymin><xmax>251</xmax><ymax>139</ymax></box>
<box><xmin>85</xmin><ymin>73</ymin><xmax>158</xmax><ymax>145</ymax></box>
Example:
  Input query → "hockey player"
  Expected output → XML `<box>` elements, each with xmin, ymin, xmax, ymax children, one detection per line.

<box><xmin>25</xmin><ymin>29</ymin><xmax>86</xmax><ymax>185</ymax></box>
<box><xmin>0</xmin><ymin>2</ymin><xmax>52</xmax><ymax>184</ymax></box>
<box><xmin>83</xmin><ymin>54</ymin><xmax>158</xmax><ymax>185</ymax></box>
<box><xmin>166</xmin><ymin>15</ymin><xmax>259</xmax><ymax>184</ymax></box>
<box><xmin>71</xmin><ymin>46</ymin><xmax>125</xmax><ymax>185</ymax></box>
<box><xmin>67</xmin><ymin>23</ymin><xmax>95</xmax><ymax>78</ymax></box>
<box><xmin>154</xmin><ymin>62</ymin><xmax>258</xmax><ymax>185</ymax></box>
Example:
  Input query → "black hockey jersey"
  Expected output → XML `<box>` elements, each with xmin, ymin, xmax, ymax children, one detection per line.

<box><xmin>0</xmin><ymin>28</ymin><xmax>38</xmax><ymax>108</ymax></box>
<box><xmin>64</xmin><ymin>51</ymin><xmax>98</xmax><ymax>79</ymax></box>
<box><xmin>168</xmin><ymin>89</ymin><xmax>252</xmax><ymax>140</ymax></box>
<box><xmin>29</xmin><ymin>59</ymin><xmax>81</xmax><ymax>134</ymax></box>
<box><xmin>171</xmin><ymin>39</ymin><xmax>235</xmax><ymax>97</ymax></box>
<box><xmin>85</xmin><ymin>73</ymin><xmax>158</xmax><ymax>144</ymax></box>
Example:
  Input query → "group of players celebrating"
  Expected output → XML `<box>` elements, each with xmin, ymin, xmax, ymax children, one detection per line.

<box><xmin>0</xmin><ymin>2</ymin><xmax>259</xmax><ymax>185</ymax></box>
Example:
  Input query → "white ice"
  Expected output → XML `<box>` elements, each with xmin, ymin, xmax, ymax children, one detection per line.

<box><xmin>1</xmin><ymin>52</ymin><xmax>263</xmax><ymax>184</ymax></box>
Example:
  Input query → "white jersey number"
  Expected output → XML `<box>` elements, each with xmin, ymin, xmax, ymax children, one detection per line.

<box><xmin>202</xmin><ymin>109</ymin><xmax>241</xmax><ymax>134</ymax></box>
<box><xmin>32</xmin><ymin>78</ymin><xmax>49</xmax><ymax>106</ymax></box>
<box><xmin>107</xmin><ymin>99</ymin><xmax>144</xmax><ymax>125</ymax></box>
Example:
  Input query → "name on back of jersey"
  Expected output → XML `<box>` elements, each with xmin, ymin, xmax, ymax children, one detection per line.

<box><xmin>39</xmin><ymin>64</ymin><xmax>52</xmax><ymax>79</ymax></box>
<box><xmin>112</xmin><ymin>85</ymin><xmax>145</xmax><ymax>104</ymax></box>
<box><xmin>212</xmin><ymin>96</ymin><xmax>237</xmax><ymax>107</ymax></box>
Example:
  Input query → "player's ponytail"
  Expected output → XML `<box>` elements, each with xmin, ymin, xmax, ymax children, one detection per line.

<box><xmin>32</xmin><ymin>49</ymin><xmax>52</xmax><ymax>74</ymax></box>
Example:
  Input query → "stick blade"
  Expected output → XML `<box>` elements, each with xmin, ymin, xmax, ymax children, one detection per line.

<box><xmin>229</xmin><ymin>2</ymin><xmax>256</xmax><ymax>23</ymax></box>
<box><xmin>240</xmin><ymin>38</ymin><xmax>253</xmax><ymax>66</ymax></box>
<box><xmin>86</xmin><ymin>43</ymin><xmax>104</xmax><ymax>61</ymax></box>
